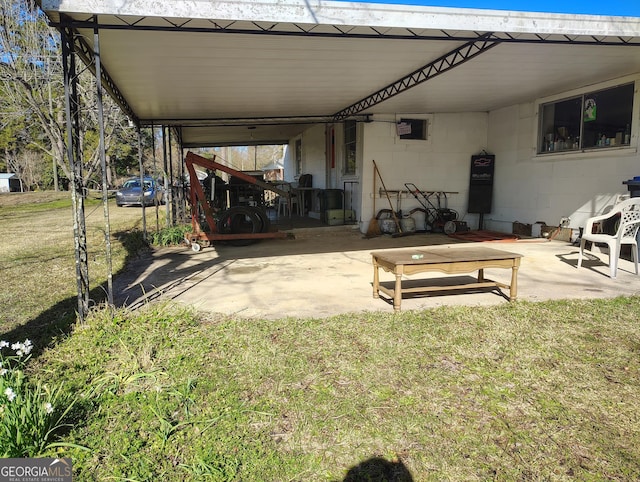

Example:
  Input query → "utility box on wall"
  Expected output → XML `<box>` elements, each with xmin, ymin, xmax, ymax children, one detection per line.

<box><xmin>467</xmin><ymin>154</ymin><xmax>495</xmax><ymax>215</ymax></box>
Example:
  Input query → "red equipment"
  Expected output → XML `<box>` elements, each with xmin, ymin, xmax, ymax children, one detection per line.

<box><xmin>183</xmin><ymin>151</ymin><xmax>291</xmax><ymax>251</ymax></box>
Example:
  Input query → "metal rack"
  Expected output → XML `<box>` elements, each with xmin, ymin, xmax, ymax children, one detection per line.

<box><xmin>377</xmin><ymin>186</ymin><xmax>459</xmax><ymax>232</ymax></box>
<box><xmin>377</xmin><ymin>188</ymin><xmax>458</xmax><ymax>212</ymax></box>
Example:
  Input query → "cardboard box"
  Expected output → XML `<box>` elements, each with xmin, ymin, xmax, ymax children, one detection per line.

<box><xmin>324</xmin><ymin>209</ymin><xmax>356</xmax><ymax>225</ymax></box>
<box><xmin>512</xmin><ymin>222</ymin><xmax>532</xmax><ymax>236</ymax></box>
<box><xmin>542</xmin><ymin>225</ymin><xmax>573</xmax><ymax>241</ymax></box>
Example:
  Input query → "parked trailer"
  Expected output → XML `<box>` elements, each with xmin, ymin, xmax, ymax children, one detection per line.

<box><xmin>184</xmin><ymin>151</ymin><xmax>292</xmax><ymax>251</ymax></box>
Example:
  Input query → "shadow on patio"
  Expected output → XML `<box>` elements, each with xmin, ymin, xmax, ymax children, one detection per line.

<box><xmin>114</xmin><ymin>218</ymin><xmax>640</xmax><ymax>319</ymax></box>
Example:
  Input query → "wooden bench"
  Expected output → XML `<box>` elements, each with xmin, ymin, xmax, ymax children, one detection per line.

<box><xmin>371</xmin><ymin>246</ymin><xmax>523</xmax><ymax>312</ymax></box>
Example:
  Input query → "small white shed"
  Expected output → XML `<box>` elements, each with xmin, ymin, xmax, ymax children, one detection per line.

<box><xmin>0</xmin><ymin>173</ymin><xmax>22</xmax><ymax>193</ymax></box>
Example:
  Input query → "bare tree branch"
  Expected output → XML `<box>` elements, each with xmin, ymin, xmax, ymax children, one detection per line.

<box><xmin>0</xmin><ymin>0</ymin><xmax>136</xmax><ymax>189</ymax></box>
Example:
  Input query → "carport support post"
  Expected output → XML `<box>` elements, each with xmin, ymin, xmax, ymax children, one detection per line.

<box><xmin>137</xmin><ymin>125</ymin><xmax>147</xmax><ymax>240</ymax></box>
<box><xmin>94</xmin><ymin>23</ymin><xmax>114</xmax><ymax>307</ymax></box>
<box><xmin>61</xmin><ymin>30</ymin><xmax>89</xmax><ymax>323</ymax></box>
<box><xmin>168</xmin><ymin>127</ymin><xmax>176</xmax><ymax>226</ymax></box>
<box><xmin>162</xmin><ymin>126</ymin><xmax>171</xmax><ymax>227</ymax></box>
<box><xmin>151</xmin><ymin>125</ymin><xmax>160</xmax><ymax>233</ymax></box>
<box><xmin>176</xmin><ymin>135</ymin><xmax>186</xmax><ymax>223</ymax></box>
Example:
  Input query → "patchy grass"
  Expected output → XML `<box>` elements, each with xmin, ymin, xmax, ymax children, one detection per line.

<box><xmin>0</xmin><ymin>191</ymin><xmax>72</xmax><ymax>208</ymax></box>
<box><xmin>30</xmin><ymin>298</ymin><xmax>640</xmax><ymax>481</ymax></box>
<box><xmin>0</xmin><ymin>190</ymin><xmax>164</xmax><ymax>339</ymax></box>
<box><xmin>1</xmin><ymin>191</ymin><xmax>640</xmax><ymax>480</ymax></box>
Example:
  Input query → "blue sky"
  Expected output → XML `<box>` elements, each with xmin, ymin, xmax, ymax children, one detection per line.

<box><xmin>341</xmin><ymin>0</ymin><xmax>640</xmax><ymax>17</ymax></box>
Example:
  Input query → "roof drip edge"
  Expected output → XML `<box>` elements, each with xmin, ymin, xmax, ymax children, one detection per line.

<box><xmin>40</xmin><ymin>0</ymin><xmax>640</xmax><ymax>37</ymax></box>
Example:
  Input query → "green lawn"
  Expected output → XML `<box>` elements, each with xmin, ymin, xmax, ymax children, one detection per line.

<box><xmin>1</xmin><ymin>192</ymin><xmax>639</xmax><ymax>481</ymax></box>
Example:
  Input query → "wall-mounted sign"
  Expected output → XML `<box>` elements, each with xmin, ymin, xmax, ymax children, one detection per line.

<box><xmin>396</xmin><ymin>122</ymin><xmax>412</xmax><ymax>136</ymax></box>
<box><xmin>468</xmin><ymin>154</ymin><xmax>495</xmax><ymax>214</ymax></box>
<box><xmin>584</xmin><ymin>98</ymin><xmax>597</xmax><ymax>122</ymax></box>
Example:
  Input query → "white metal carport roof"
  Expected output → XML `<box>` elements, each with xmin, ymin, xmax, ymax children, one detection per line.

<box><xmin>39</xmin><ymin>0</ymin><xmax>640</xmax><ymax>147</ymax></box>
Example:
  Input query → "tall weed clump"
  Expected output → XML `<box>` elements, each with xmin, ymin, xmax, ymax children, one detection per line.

<box><xmin>150</xmin><ymin>224</ymin><xmax>192</xmax><ymax>246</ymax></box>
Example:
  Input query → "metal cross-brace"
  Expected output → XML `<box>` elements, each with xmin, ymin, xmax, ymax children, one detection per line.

<box><xmin>184</xmin><ymin>151</ymin><xmax>291</xmax><ymax>251</ymax></box>
<box><xmin>333</xmin><ymin>34</ymin><xmax>499</xmax><ymax>121</ymax></box>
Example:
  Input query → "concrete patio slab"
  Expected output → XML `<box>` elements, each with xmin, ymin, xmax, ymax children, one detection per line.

<box><xmin>114</xmin><ymin>226</ymin><xmax>640</xmax><ymax>319</ymax></box>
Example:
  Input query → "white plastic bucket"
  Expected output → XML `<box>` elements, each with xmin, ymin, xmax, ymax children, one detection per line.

<box><xmin>400</xmin><ymin>216</ymin><xmax>416</xmax><ymax>233</ymax></box>
<box><xmin>378</xmin><ymin>218</ymin><xmax>397</xmax><ymax>234</ymax></box>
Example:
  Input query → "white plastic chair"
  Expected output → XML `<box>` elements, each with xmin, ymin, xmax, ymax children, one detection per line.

<box><xmin>276</xmin><ymin>183</ymin><xmax>300</xmax><ymax>218</ymax></box>
<box><xmin>577</xmin><ymin>197</ymin><xmax>640</xmax><ymax>278</ymax></box>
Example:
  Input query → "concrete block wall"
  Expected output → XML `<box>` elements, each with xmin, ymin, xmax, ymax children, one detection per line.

<box><xmin>359</xmin><ymin>113</ymin><xmax>489</xmax><ymax>232</ymax></box>
<box><xmin>288</xmin><ymin>76</ymin><xmax>640</xmax><ymax>235</ymax></box>
<box><xmin>487</xmin><ymin>91</ymin><xmax>640</xmax><ymax>231</ymax></box>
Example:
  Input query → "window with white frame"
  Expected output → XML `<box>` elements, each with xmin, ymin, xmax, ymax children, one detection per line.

<box><xmin>538</xmin><ymin>82</ymin><xmax>634</xmax><ymax>154</ymax></box>
<box><xmin>344</xmin><ymin>120</ymin><xmax>357</xmax><ymax>175</ymax></box>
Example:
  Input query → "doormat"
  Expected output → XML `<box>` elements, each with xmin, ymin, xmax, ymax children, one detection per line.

<box><xmin>448</xmin><ymin>230</ymin><xmax>520</xmax><ymax>242</ymax></box>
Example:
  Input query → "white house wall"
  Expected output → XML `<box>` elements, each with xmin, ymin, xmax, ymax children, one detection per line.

<box><xmin>359</xmin><ymin>113</ymin><xmax>489</xmax><ymax>232</ymax></box>
<box><xmin>300</xmin><ymin>124</ymin><xmax>327</xmax><ymax>188</ymax></box>
<box><xmin>285</xmin><ymin>124</ymin><xmax>327</xmax><ymax>186</ymax></box>
<box><xmin>290</xmin><ymin>112</ymin><xmax>491</xmax><ymax>232</ymax></box>
<box><xmin>486</xmin><ymin>75</ymin><xmax>640</xmax><ymax>233</ymax></box>
<box><xmin>290</xmin><ymin>76</ymin><xmax>639</xmax><ymax>234</ymax></box>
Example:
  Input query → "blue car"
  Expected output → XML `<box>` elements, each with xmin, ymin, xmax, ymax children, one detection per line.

<box><xmin>115</xmin><ymin>176</ymin><xmax>165</xmax><ymax>207</ymax></box>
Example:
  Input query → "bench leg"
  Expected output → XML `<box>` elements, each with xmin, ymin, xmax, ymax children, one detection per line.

<box><xmin>393</xmin><ymin>272</ymin><xmax>402</xmax><ymax>312</ymax></box>
<box><xmin>509</xmin><ymin>264</ymin><xmax>519</xmax><ymax>301</ymax></box>
<box><xmin>372</xmin><ymin>258</ymin><xmax>380</xmax><ymax>299</ymax></box>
